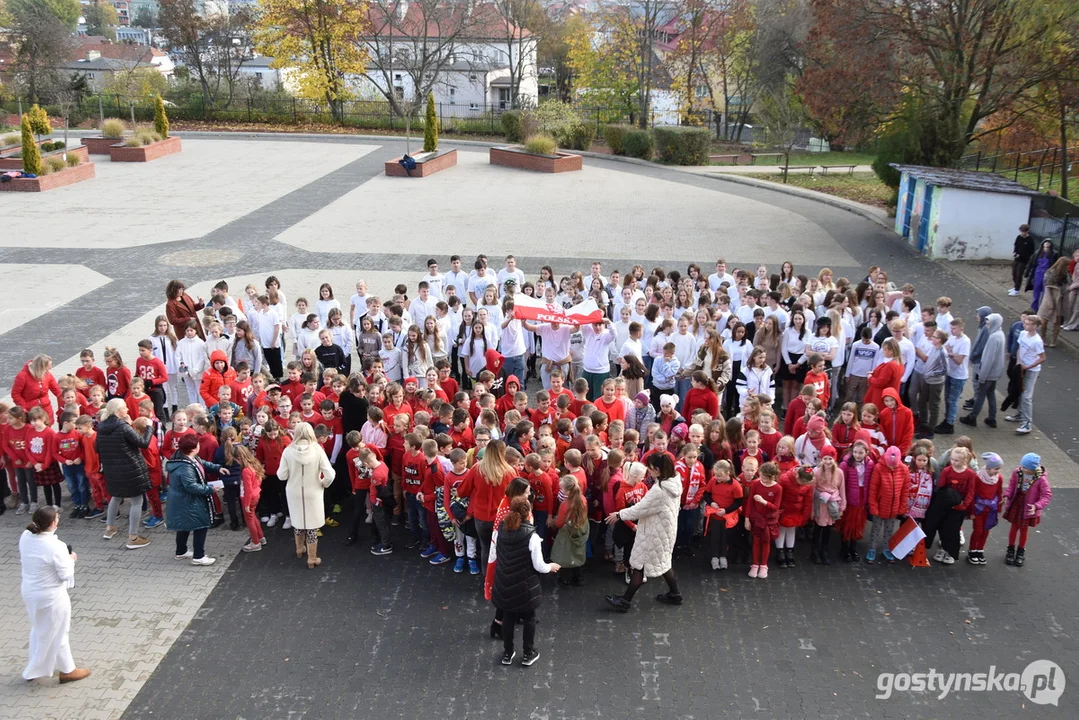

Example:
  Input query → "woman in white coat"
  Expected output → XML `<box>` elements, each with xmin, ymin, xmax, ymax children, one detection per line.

<box><xmin>278</xmin><ymin>422</ymin><xmax>335</xmax><ymax>568</ymax></box>
<box><xmin>19</xmin><ymin>506</ymin><xmax>90</xmax><ymax>683</ymax></box>
<box><xmin>604</xmin><ymin>455</ymin><xmax>683</xmax><ymax>612</ymax></box>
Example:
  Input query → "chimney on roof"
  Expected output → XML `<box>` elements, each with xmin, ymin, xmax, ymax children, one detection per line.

<box><xmin>86</xmin><ymin>50</ymin><xmax>101</xmax><ymax>61</ymax></box>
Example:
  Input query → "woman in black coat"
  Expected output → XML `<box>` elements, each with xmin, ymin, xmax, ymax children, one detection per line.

<box><xmin>490</xmin><ymin>497</ymin><xmax>559</xmax><ymax>667</ymax></box>
<box><xmin>96</xmin><ymin>399</ymin><xmax>153</xmax><ymax>549</ymax></box>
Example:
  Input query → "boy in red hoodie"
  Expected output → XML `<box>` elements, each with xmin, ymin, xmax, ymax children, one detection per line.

<box><xmin>255</xmin><ymin>419</ymin><xmax>290</xmax><ymax>526</ymax></box>
<box><xmin>75</xmin><ymin>415</ymin><xmax>105</xmax><ymax>517</ymax></box>
<box><xmin>385</xmin><ymin>413</ymin><xmax>409</xmax><ymax>523</ymax></box>
<box><xmin>54</xmin><ymin>411</ymin><xmax>90</xmax><ymax>517</ymax></box>
<box><xmin>200</xmin><ymin>350</ymin><xmax>237</xmax><ymax>407</ymax></box>
<box><xmin>419</xmin><ymin>439</ymin><xmax>452</xmax><ymax>563</ymax></box>
<box><xmin>401</xmin><ymin>432</ymin><xmax>427</xmax><ymax>549</ymax></box>
<box><xmin>135</xmin><ymin>413</ymin><xmax>165</xmax><ymax>529</ymax></box>
<box><xmin>344</xmin><ymin>431</ymin><xmax>370</xmax><ymax>546</ymax></box>
<box><xmin>878</xmin><ymin>388</ymin><xmax>914</xmax><ymax>454</ymax></box>
<box><xmin>362</xmin><ymin>447</ymin><xmax>394</xmax><ymax>555</ymax></box>
<box><xmin>495</xmin><ymin>375</ymin><xmax>522</xmax><ymax>422</ymax></box>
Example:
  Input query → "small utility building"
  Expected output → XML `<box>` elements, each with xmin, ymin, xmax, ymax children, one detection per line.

<box><xmin>891</xmin><ymin>164</ymin><xmax>1040</xmax><ymax>260</ymax></box>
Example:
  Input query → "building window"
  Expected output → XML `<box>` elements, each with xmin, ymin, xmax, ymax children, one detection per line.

<box><xmin>86</xmin><ymin>72</ymin><xmax>95</xmax><ymax>80</ymax></box>
<box><xmin>394</xmin><ymin>86</ymin><xmax>404</xmax><ymax>100</ymax></box>
<box><xmin>394</xmin><ymin>73</ymin><xmax>402</xmax><ymax>82</ymax></box>
<box><xmin>469</xmin><ymin>74</ymin><xmax>477</xmax><ymax>82</ymax></box>
<box><xmin>255</xmin><ymin>72</ymin><xmax>263</xmax><ymax>80</ymax></box>
<box><xmin>469</xmin><ymin>102</ymin><xmax>479</xmax><ymax>110</ymax></box>
<box><xmin>449</xmin><ymin>88</ymin><xmax>456</xmax><ymax>106</ymax></box>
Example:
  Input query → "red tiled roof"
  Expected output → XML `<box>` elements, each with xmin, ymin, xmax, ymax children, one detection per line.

<box><xmin>70</xmin><ymin>37</ymin><xmax>166</xmax><ymax>64</ymax></box>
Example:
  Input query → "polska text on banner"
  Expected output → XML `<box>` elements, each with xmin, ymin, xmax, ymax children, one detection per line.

<box><xmin>511</xmin><ymin>294</ymin><xmax>605</xmax><ymax>325</ymax></box>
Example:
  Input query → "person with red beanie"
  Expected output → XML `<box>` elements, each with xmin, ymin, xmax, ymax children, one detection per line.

<box><xmin>794</xmin><ymin>415</ymin><xmax>832</xmax><ymax>466</ymax></box>
<box><xmin>865</xmin><ymin>446</ymin><xmax>910</xmax><ymax>564</ymax></box>
<box><xmin>811</xmin><ymin>445</ymin><xmax>844</xmax><ymax>564</ymax></box>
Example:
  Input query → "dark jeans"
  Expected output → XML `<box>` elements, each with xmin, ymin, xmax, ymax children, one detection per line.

<box><xmin>502</xmin><ymin>609</ymin><xmax>536</xmax><ymax>655</ymax></box>
<box><xmin>147</xmin><ymin>385</ymin><xmax>168</xmax><ymax>423</ymax></box>
<box><xmin>676</xmin><ymin>508</ymin><xmax>699</xmax><ymax>549</ymax></box>
<box><xmin>224</xmin><ymin>483</ymin><xmax>240</xmax><ymax>523</ymax></box>
<box><xmin>16</xmin><ymin>467</ymin><xmax>37</xmax><ymax>504</ymax></box>
<box><xmin>262</xmin><ymin>474</ymin><xmax>286</xmax><ymax>516</ymax></box>
<box><xmin>176</xmin><ymin>528</ymin><xmax>208</xmax><ymax>559</ymax></box>
<box><xmin>348</xmin><ymin>489</ymin><xmax>370</xmax><ymax>540</ymax></box>
<box><xmin>967</xmin><ymin>380</ymin><xmax>998</xmax><ymax>422</ymax></box>
<box><xmin>373</xmin><ymin>489</ymin><xmax>393</xmax><ymax>545</ymax></box>
<box><xmin>1012</xmin><ymin>259</ymin><xmax>1027</xmax><ymax>291</ymax></box>
<box><xmin>708</xmin><ymin>524</ymin><xmax>729</xmax><ymax>559</ymax></box>
<box><xmin>262</xmin><ymin>347</ymin><xmax>283</xmax><ymax>380</ymax></box>
<box><xmin>475</xmin><ymin>519</ymin><xmax>495</xmax><ymax>571</ymax></box>
<box><xmin>405</xmin><ymin>493</ymin><xmax>425</xmax><ymax>542</ymax></box>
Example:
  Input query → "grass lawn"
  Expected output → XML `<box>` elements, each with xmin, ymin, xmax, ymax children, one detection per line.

<box><xmin>744</xmin><ymin>171</ymin><xmax>895</xmax><ymax>209</ymax></box>
<box><xmin>785</xmin><ymin>151</ymin><xmax>877</xmax><ymax>166</ymax></box>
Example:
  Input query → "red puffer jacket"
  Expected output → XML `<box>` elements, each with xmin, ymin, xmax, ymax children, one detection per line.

<box><xmin>11</xmin><ymin>362</ymin><xmax>60</xmax><ymax>425</ymax></box>
<box><xmin>778</xmin><ymin>469</ymin><xmax>814</xmax><ymax>527</ymax></box>
<box><xmin>868</xmin><ymin>451</ymin><xmax>911</xmax><ymax>519</ymax></box>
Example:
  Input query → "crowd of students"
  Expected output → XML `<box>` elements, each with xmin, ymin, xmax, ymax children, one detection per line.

<box><xmin>0</xmin><ymin>252</ymin><xmax>1061</xmax><ymax>661</ymax></box>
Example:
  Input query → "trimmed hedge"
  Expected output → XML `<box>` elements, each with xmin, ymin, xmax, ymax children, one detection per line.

<box><xmin>558</xmin><ymin>121</ymin><xmax>594</xmax><ymax>151</ymax></box>
<box><xmin>501</xmin><ymin>110</ymin><xmax>523</xmax><ymax>142</ymax></box>
<box><xmin>602</xmin><ymin>124</ymin><xmax>631</xmax><ymax>155</ymax></box>
<box><xmin>623</xmin><ymin>128</ymin><xmax>655</xmax><ymax>160</ymax></box>
<box><xmin>653</xmin><ymin>126</ymin><xmax>711</xmax><ymax>165</ymax></box>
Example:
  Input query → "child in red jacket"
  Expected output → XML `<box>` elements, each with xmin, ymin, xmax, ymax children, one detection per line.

<box><xmin>745</xmin><ymin>462</ymin><xmax>783</xmax><ymax>579</ymax></box>
<box><xmin>967</xmin><ymin>452</ymin><xmax>1004</xmax><ymax>565</ymax></box>
<box><xmin>26</xmin><ymin>407</ymin><xmax>62</xmax><ymax>510</ymax></box>
<box><xmin>925</xmin><ymin>447</ymin><xmax>977</xmax><ymax>565</ymax></box>
<box><xmin>613</xmin><ymin>460</ymin><xmax>648</xmax><ymax>579</ymax></box>
<box><xmin>866</xmin><ymin>446</ymin><xmax>911</xmax><ymax>564</ymax></box>
<box><xmin>75</xmin><ymin>415</ymin><xmax>106</xmax><ymax>517</ymax></box>
<box><xmin>775</xmin><ymin>466</ymin><xmax>814</xmax><ymax>568</ymax></box>
<box><xmin>236</xmin><ymin>444</ymin><xmax>264</xmax><ymax>552</ymax></box>
<box><xmin>703</xmin><ymin>460</ymin><xmax>742</xmax><ymax>571</ymax></box>
<box><xmin>879</xmin><ymin>388</ymin><xmax>914</xmax><ymax>454</ymax></box>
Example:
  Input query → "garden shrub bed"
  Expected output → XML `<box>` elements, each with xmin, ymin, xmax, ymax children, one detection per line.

<box><xmin>0</xmin><ymin>161</ymin><xmax>96</xmax><ymax>192</ymax></box>
<box><xmin>490</xmin><ymin>146</ymin><xmax>582</xmax><ymax>173</ymax></box>
<box><xmin>384</xmin><ymin>148</ymin><xmax>458</xmax><ymax>177</ymax></box>
<box><xmin>0</xmin><ymin>144</ymin><xmax>87</xmax><ymax>171</ymax></box>
<box><xmin>109</xmin><ymin>135</ymin><xmax>182</xmax><ymax>162</ymax></box>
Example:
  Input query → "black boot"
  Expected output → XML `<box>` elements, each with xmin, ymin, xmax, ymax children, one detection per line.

<box><xmin>810</xmin><ymin>527</ymin><xmax>822</xmax><ymax>564</ymax></box>
<box><xmin>1005</xmin><ymin>545</ymin><xmax>1016</xmax><ymax>565</ymax></box>
<box><xmin>849</xmin><ymin>541</ymin><xmax>860</xmax><ymax>562</ymax></box>
<box><xmin>490</xmin><ymin>620</ymin><xmax>502</xmax><ymax>639</ymax></box>
<box><xmin>786</xmin><ymin>547</ymin><xmax>796</xmax><ymax>568</ymax></box>
<box><xmin>1014</xmin><ymin>547</ymin><xmax>1025</xmax><ymax>567</ymax></box>
<box><xmin>820</xmin><ymin>528</ymin><xmax>832</xmax><ymax>565</ymax></box>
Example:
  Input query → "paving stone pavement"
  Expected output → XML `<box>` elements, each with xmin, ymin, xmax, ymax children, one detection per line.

<box><xmin>0</xmin><ymin>133</ymin><xmax>1076</xmax><ymax>719</ymax></box>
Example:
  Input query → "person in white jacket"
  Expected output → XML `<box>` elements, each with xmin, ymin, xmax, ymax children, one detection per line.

<box><xmin>19</xmin><ymin>506</ymin><xmax>90</xmax><ymax>683</ymax></box>
<box><xmin>175</xmin><ymin>321</ymin><xmax>208</xmax><ymax>406</ymax></box>
<box><xmin>278</xmin><ymin>423</ymin><xmax>336</xmax><ymax>569</ymax></box>
<box><xmin>604</xmin><ymin>455</ymin><xmax>683</xmax><ymax>612</ymax></box>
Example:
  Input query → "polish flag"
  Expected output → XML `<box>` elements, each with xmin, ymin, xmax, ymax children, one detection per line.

<box><xmin>510</xmin><ymin>294</ymin><xmax>604</xmax><ymax>325</ymax></box>
<box><xmin>888</xmin><ymin>516</ymin><xmax>926</xmax><ymax>560</ymax></box>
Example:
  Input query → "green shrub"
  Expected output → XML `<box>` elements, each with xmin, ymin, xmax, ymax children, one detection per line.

<box><xmin>2</xmin><ymin>133</ymin><xmax>18</xmax><ymax>147</ymax></box>
<box><xmin>51</xmin><ymin>140</ymin><xmax>64</xmax><ymax>150</ymax></box>
<box><xmin>603</xmin><ymin>124</ymin><xmax>633</xmax><ymax>155</ymax></box>
<box><xmin>501</xmin><ymin>110</ymin><xmax>523</xmax><ymax>142</ymax></box>
<box><xmin>559</xmin><ymin>121</ymin><xmax>594</xmax><ymax>151</ymax></box>
<box><xmin>126</xmin><ymin>129</ymin><xmax>161</xmax><ymax>147</ymax></box>
<box><xmin>423</xmin><ymin>93</ymin><xmax>438</xmax><ymax>152</ymax></box>
<box><xmin>101</xmin><ymin>118</ymin><xmax>127</xmax><ymax>139</ymax></box>
<box><xmin>653</xmin><ymin>127</ymin><xmax>711</xmax><ymax>165</ymax></box>
<box><xmin>153</xmin><ymin>95</ymin><xmax>169</xmax><ymax>139</ymax></box>
<box><xmin>37</xmin><ymin>161</ymin><xmax>52</xmax><ymax>175</ymax></box>
<box><xmin>66</xmin><ymin>153</ymin><xmax>81</xmax><ymax>167</ymax></box>
<box><xmin>26</xmin><ymin>104</ymin><xmax>51</xmax><ymax>137</ymax></box>
<box><xmin>21</xmin><ymin>115</ymin><xmax>41</xmax><ymax>175</ymax></box>
<box><xmin>622</xmin><ymin>128</ymin><xmax>655</xmax><ymax>160</ymax></box>
<box><xmin>523</xmin><ymin>133</ymin><xmax>558</xmax><ymax>156</ymax></box>
<box><xmin>39</xmin><ymin>141</ymin><xmax>53</xmax><ymax>152</ymax></box>
<box><xmin>45</xmin><ymin>156</ymin><xmax>67</xmax><ymax>173</ymax></box>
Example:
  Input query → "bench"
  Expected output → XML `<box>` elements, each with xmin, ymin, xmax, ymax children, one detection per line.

<box><xmin>709</xmin><ymin>154</ymin><xmax>741</xmax><ymax>165</ymax></box>
<box><xmin>750</xmin><ymin>152</ymin><xmax>785</xmax><ymax>164</ymax></box>
<box><xmin>818</xmin><ymin>164</ymin><xmax>857</xmax><ymax>175</ymax></box>
<box><xmin>781</xmin><ymin>165</ymin><xmax>818</xmax><ymax>176</ymax></box>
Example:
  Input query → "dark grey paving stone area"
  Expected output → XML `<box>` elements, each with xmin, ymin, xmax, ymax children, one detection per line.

<box><xmin>123</xmin><ymin>490</ymin><xmax>1079</xmax><ymax>719</ymax></box>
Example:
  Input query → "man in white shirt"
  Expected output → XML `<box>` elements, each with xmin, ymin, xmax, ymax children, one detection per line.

<box><xmin>499</xmin><ymin>304</ymin><xmax>528</xmax><ymax>382</ymax></box>
<box><xmin>1008</xmin><ymin>315</ymin><xmax>1046</xmax><ymax>434</ymax></box>
<box><xmin>708</xmin><ymin>259</ymin><xmax>736</xmax><ymax>293</ymax></box>
<box><xmin>886</xmin><ymin>319</ymin><xmax>916</xmax><ymax>391</ymax></box>
<box><xmin>735</xmin><ymin>290</ymin><xmax>759</xmax><ymax>326</ymax></box>
<box><xmin>348</xmin><ymin>280</ymin><xmax>368</xmax><ymax>328</ymax></box>
<box><xmin>938</xmin><ymin>317</ymin><xmax>970</xmax><ymax>433</ymax></box>
<box><xmin>255</xmin><ymin>295</ymin><xmax>284</xmax><ymax>380</ymax></box>
<box><xmin>422</xmin><ymin>259</ymin><xmax>445</xmax><ymax>300</ymax></box>
<box><xmin>496</xmin><ymin>256</ymin><xmax>527</xmax><ymax>297</ymax></box>
<box><xmin>580</xmin><ymin>319</ymin><xmax>615</xmax><ymax>399</ymax></box>
<box><xmin>588</xmin><ymin>261</ymin><xmax>607</xmax><ymax>289</ymax></box>
<box><xmin>762</xmin><ymin>291</ymin><xmax>790</xmax><ymax>331</ymax></box>
<box><xmin>442</xmin><ymin>256</ymin><xmax>470</xmax><ymax>300</ymax></box>
<box><xmin>619</xmin><ymin>321</ymin><xmax>644</xmax><ymax>362</ymax></box>
<box><xmin>408</xmin><ymin>282</ymin><xmax>438</xmax><ymax>327</ymax></box>
<box><xmin>521</xmin><ymin>319</ymin><xmax>577</xmax><ymax>390</ymax></box>
<box><xmin>468</xmin><ymin>261</ymin><xmax>494</xmax><ymax>308</ymax></box>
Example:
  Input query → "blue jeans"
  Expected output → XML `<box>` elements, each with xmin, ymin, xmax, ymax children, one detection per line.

<box><xmin>675</xmin><ymin>377</ymin><xmax>692</xmax><ymax>407</ymax></box>
<box><xmin>61</xmin><ymin>464</ymin><xmax>89</xmax><ymax>507</ymax></box>
<box><xmin>944</xmin><ymin>375</ymin><xmax>965</xmax><ymax>424</ymax></box>
<box><xmin>676</xmin><ymin>507</ymin><xmax>699</xmax><ymax>549</ymax></box>
<box><xmin>502</xmin><ymin>354</ymin><xmax>526</xmax><ymax>386</ymax></box>
<box><xmin>405</xmin><ymin>493</ymin><xmax>426</xmax><ymax>542</ymax></box>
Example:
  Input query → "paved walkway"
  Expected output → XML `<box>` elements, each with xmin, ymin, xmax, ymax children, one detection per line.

<box><xmin>0</xmin><ymin>133</ymin><xmax>1075</xmax><ymax>718</ymax></box>
<box><xmin>685</xmin><ymin>163</ymin><xmax>876</xmax><ymax>174</ymax></box>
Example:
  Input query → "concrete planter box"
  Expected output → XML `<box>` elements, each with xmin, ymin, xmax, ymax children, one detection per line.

<box><xmin>490</xmin><ymin>146</ymin><xmax>583</xmax><ymax>173</ymax></box>
<box><xmin>110</xmin><ymin>135</ymin><xmax>182</xmax><ymax>162</ymax></box>
<box><xmin>83</xmin><ymin>136</ymin><xmax>125</xmax><ymax>155</ymax></box>
<box><xmin>0</xmin><ymin>161</ymin><xmax>95</xmax><ymax>192</ymax></box>
<box><xmin>0</xmin><ymin>145</ymin><xmax>88</xmax><ymax>171</ymax></box>
<box><xmin>384</xmin><ymin>148</ymin><xmax>458</xmax><ymax>177</ymax></box>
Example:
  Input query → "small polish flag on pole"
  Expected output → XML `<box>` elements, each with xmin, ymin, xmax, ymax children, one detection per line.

<box><xmin>888</xmin><ymin>516</ymin><xmax>926</xmax><ymax>560</ymax></box>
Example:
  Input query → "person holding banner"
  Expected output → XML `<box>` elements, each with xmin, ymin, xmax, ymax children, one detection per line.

<box><xmin>522</xmin><ymin>319</ymin><xmax>577</xmax><ymax>390</ymax></box>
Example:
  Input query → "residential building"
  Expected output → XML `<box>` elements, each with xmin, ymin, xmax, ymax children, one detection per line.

<box><xmin>236</xmin><ymin>55</ymin><xmax>283</xmax><ymax>92</ymax></box>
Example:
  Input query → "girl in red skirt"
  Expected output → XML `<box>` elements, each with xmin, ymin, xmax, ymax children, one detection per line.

<box><xmin>1003</xmin><ymin>453</ymin><xmax>1053</xmax><ymax>568</ymax></box>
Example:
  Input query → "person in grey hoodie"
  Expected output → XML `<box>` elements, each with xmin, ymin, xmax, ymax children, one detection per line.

<box><xmin>962</xmin><ymin>306</ymin><xmax>992</xmax><ymax>412</ymax></box>
<box><xmin>960</xmin><ymin>313</ymin><xmax>1006</xmax><ymax>428</ymax></box>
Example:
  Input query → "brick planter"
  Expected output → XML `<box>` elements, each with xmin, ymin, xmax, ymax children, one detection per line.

<box><xmin>490</xmin><ymin>146</ymin><xmax>582</xmax><ymax>173</ymax></box>
<box><xmin>0</xmin><ymin>161</ymin><xmax>96</xmax><ymax>192</ymax></box>
<box><xmin>83</xmin><ymin>136</ymin><xmax>124</xmax><ymax>155</ymax></box>
<box><xmin>109</xmin><ymin>135</ymin><xmax>182</xmax><ymax>162</ymax></box>
<box><xmin>0</xmin><ymin>145</ymin><xmax>88</xmax><ymax>171</ymax></box>
<box><xmin>384</xmin><ymin>148</ymin><xmax>458</xmax><ymax>177</ymax></box>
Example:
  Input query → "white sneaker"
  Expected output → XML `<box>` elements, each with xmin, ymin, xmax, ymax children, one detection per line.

<box><xmin>260</xmin><ymin>516</ymin><xmax>270</xmax><ymax>524</ymax></box>
<box><xmin>15</xmin><ymin>503</ymin><xmax>29</xmax><ymax>515</ymax></box>
<box><xmin>1016</xmin><ymin>423</ymin><xmax>1032</xmax><ymax>434</ymax></box>
<box><xmin>28</xmin><ymin>502</ymin><xmax>38</xmax><ymax>514</ymax></box>
<box><xmin>259</xmin><ymin>537</ymin><xmax>267</xmax><ymax>546</ymax></box>
<box><xmin>1008</xmin><ymin>289</ymin><xmax>1019</xmax><ymax>296</ymax></box>
<box><xmin>933</xmin><ymin>549</ymin><xmax>946</xmax><ymax>562</ymax></box>
<box><xmin>175</xmin><ymin>549</ymin><xmax>194</xmax><ymax>560</ymax></box>
<box><xmin>941</xmin><ymin>553</ymin><xmax>955</xmax><ymax>565</ymax></box>
<box><xmin>242</xmin><ymin>542</ymin><xmax>262</xmax><ymax>552</ymax></box>
<box><xmin>191</xmin><ymin>556</ymin><xmax>216</xmax><ymax>566</ymax></box>
<box><xmin>959</xmin><ymin>530</ymin><xmax>966</xmax><ymax>546</ymax></box>
<box><xmin>719</xmin><ymin>557</ymin><xmax>728</xmax><ymax>570</ymax></box>
<box><xmin>710</xmin><ymin>557</ymin><xmax>720</xmax><ymax>570</ymax></box>
<box><xmin>266</xmin><ymin>514</ymin><xmax>278</xmax><ymax>528</ymax></box>
<box><xmin>282</xmin><ymin>517</ymin><xmax>292</xmax><ymax>530</ymax></box>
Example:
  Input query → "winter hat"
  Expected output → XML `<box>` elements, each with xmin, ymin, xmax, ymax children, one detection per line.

<box><xmin>404</xmin><ymin>377</ymin><xmax>418</xmax><ymax>386</ymax></box>
<box><xmin>671</xmin><ymin>423</ymin><xmax>689</xmax><ymax>441</ymax></box>
<box><xmin>635</xmin><ymin>391</ymin><xmax>650</xmax><ymax>406</ymax></box>
<box><xmin>1021</xmin><ymin>453</ymin><xmax>1041</xmax><ymax>471</ymax></box>
<box><xmin>820</xmin><ymin>445</ymin><xmax>837</xmax><ymax>459</ymax></box>
<box><xmin>808</xmin><ymin>416</ymin><xmax>826</xmax><ymax>434</ymax></box>
<box><xmin>884</xmin><ymin>446</ymin><xmax>901</xmax><ymax>468</ymax></box>
<box><xmin>660</xmin><ymin>394</ymin><xmax>678</xmax><ymax>409</ymax></box>
<box><xmin>981</xmin><ymin>452</ymin><xmax>1003</xmax><ymax>469</ymax></box>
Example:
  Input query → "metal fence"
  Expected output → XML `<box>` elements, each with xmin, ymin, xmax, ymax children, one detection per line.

<box><xmin>957</xmin><ymin>145</ymin><xmax>1078</xmax><ymax>194</ymax></box>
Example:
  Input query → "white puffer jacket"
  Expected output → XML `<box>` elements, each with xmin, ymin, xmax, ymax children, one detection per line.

<box><xmin>618</xmin><ymin>476</ymin><xmax>682</xmax><ymax>577</ymax></box>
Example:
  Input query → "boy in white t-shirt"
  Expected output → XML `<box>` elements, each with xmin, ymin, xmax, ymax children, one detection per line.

<box><xmin>1007</xmin><ymin>315</ymin><xmax>1045</xmax><ymax>434</ymax></box>
<box><xmin>937</xmin><ymin>317</ymin><xmax>969</xmax><ymax>434</ymax></box>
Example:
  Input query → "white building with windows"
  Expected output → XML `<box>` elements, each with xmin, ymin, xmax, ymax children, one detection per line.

<box><xmin>236</xmin><ymin>55</ymin><xmax>283</xmax><ymax>92</ymax></box>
